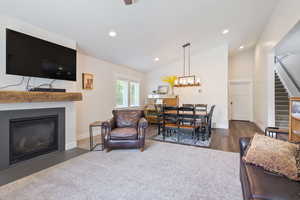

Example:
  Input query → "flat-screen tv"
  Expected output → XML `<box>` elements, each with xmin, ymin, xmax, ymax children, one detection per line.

<box><xmin>6</xmin><ymin>29</ymin><xmax>77</xmax><ymax>81</ymax></box>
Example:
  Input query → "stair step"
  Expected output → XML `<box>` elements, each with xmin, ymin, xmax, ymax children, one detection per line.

<box><xmin>275</xmin><ymin>90</ymin><xmax>289</xmax><ymax>96</ymax></box>
<box><xmin>275</xmin><ymin>97</ymin><xmax>289</xmax><ymax>101</ymax></box>
<box><xmin>275</xmin><ymin>102</ymin><xmax>289</xmax><ymax>106</ymax></box>
<box><xmin>275</xmin><ymin>96</ymin><xmax>289</xmax><ymax>99</ymax></box>
<box><xmin>276</xmin><ymin>111</ymin><xmax>289</xmax><ymax>115</ymax></box>
<box><xmin>275</xmin><ymin>86</ymin><xmax>285</xmax><ymax>89</ymax></box>
<box><xmin>275</xmin><ymin>105</ymin><xmax>289</xmax><ymax>110</ymax></box>
<box><xmin>276</xmin><ymin>116</ymin><xmax>289</xmax><ymax>121</ymax></box>
<box><xmin>275</xmin><ymin>88</ymin><xmax>287</xmax><ymax>93</ymax></box>
<box><xmin>275</xmin><ymin>122</ymin><xmax>289</xmax><ymax>127</ymax></box>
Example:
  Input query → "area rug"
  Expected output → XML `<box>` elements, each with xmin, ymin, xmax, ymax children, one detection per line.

<box><xmin>0</xmin><ymin>141</ymin><xmax>242</xmax><ymax>200</ymax></box>
<box><xmin>152</xmin><ymin>132</ymin><xmax>211</xmax><ymax>147</ymax></box>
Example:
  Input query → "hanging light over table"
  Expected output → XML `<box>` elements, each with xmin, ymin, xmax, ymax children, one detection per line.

<box><xmin>174</xmin><ymin>43</ymin><xmax>201</xmax><ymax>87</ymax></box>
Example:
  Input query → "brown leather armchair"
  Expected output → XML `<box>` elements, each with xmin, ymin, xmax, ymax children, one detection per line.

<box><xmin>102</xmin><ymin>109</ymin><xmax>148</xmax><ymax>152</ymax></box>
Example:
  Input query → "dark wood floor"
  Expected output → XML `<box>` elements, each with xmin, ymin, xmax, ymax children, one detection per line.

<box><xmin>210</xmin><ymin>121</ymin><xmax>262</xmax><ymax>152</ymax></box>
<box><xmin>78</xmin><ymin>121</ymin><xmax>263</xmax><ymax>153</ymax></box>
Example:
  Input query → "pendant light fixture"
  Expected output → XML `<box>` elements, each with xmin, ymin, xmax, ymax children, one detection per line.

<box><xmin>174</xmin><ymin>43</ymin><xmax>201</xmax><ymax>87</ymax></box>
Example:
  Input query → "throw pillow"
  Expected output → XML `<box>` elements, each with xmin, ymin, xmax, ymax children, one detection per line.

<box><xmin>243</xmin><ymin>134</ymin><xmax>300</xmax><ymax>181</ymax></box>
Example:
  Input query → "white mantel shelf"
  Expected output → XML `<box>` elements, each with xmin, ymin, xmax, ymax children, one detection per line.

<box><xmin>0</xmin><ymin>91</ymin><xmax>83</xmax><ymax>103</ymax></box>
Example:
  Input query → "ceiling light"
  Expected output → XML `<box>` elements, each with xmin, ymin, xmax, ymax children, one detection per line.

<box><xmin>154</xmin><ymin>57</ymin><xmax>160</xmax><ymax>62</ymax></box>
<box><xmin>239</xmin><ymin>45</ymin><xmax>244</xmax><ymax>50</ymax></box>
<box><xmin>222</xmin><ymin>29</ymin><xmax>229</xmax><ymax>35</ymax></box>
<box><xmin>174</xmin><ymin>43</ymin><xmax>201</xmax><ymax>88</ymax></box>
<box><xmin>108</xmin><ymin>31</ymin><xmax>117</xmax><ymax>37</ymax></box>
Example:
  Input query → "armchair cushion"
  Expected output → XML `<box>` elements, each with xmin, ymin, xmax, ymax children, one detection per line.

<box><xmin>113</xmin><ymin>110</ymin><xmax>143</xmax><ymax>128</ymax></box>
<box><xmin>110</xmin><ymin>128</ymin><xmax>138</xmax><ymax>140</ymax></box>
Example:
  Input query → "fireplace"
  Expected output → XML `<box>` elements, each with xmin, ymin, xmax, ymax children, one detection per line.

<box><xmin>0</xmin><ymin>108</ymin><xmax>65</xmax><ymax>170</ymax></box>
<box><xmin>10</xmin><ymin>115</ymin><xmax>59</xmax><ymax>164</ymax></box>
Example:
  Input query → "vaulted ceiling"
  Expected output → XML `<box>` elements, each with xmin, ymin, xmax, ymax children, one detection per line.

<box><xmin>0</xmin><ymin>0</ymin><xmax>278</xmax><ymax>71</ymax></box>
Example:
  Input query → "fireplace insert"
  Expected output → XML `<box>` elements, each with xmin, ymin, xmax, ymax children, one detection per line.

<box><xmin>9</xmin><ymin>115</ymin><xmax>59</xmax><ymax>164</ymax></box>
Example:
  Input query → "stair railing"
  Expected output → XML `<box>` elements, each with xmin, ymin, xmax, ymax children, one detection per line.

<box><xmin>274</xmin><ymin>56</ymin><xmax>300</xmax><ymax>97</ymax></box>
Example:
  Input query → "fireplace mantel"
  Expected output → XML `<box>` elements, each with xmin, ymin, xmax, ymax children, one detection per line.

<box><xmin>0</xmin><ymin>91</ymin><xmax>82</xmax><ymax>103</ymax></box>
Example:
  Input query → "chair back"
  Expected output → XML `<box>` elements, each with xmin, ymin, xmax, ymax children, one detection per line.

<box><xmin>195</xmin><ymin>104</ymin><xmax>208</xmax><ymax>115</ymax></box>
<box><xmin>162</xmin><ymin>106</ymin><xmax>179</xmax><ymax>126</ymax></box>
<box><xmin>182</xmin><ymin>104</ymin><xmax>194</xmax><ymax>108</ymax></box>
<box><xmin>179</xmin><ymin>105</ymin><xmax>196</xmax><ymax>126</ymax></box>
<box><xmin>207</xmin><ymin>105</ymin><xmax>216</xmax><ymax>129</ymax></box>
<box><xmin>112</xmin><ymin>109</ymin><xmax>143</xmax><ymax>128</ymax></box>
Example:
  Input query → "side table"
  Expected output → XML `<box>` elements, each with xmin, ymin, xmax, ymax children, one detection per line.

<box><xmin>89</xmin><ymin>121</ymin><xmax>105</xmax><ymax>151</ymax></box>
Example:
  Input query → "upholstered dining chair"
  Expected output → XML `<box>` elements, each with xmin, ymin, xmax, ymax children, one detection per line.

<box><xmin>102</xmin><ymin>109</ymin><xmax>148</xmax><ymax>152</ymax></box>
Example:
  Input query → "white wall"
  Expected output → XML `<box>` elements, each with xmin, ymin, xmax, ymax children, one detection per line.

<box><xmin>76</xmin><ymin>53</ymin><xmax>146</xmax><ymax>140</ymax></box>
<box><xmin>229</xmin><ymin>48</ymin><xmax>255</xmax><ymax>121</ymax></box>
<box><xmin>146</xmin><ymin>44</ymin><xmax>229</xmax><ymax>129</ymax></box>
<box><xmin>0</xmin><ymin>16</ymin><xmax>146</xmax><ymax>143</ymax></box>
<box><xmin>229</xmin><ymin>48</ymin><xmax>254</xmax><ymax>81</ymax></box>
<box><xmin>254</xmin><ymin>0</ymin><xmax>300</xmax><ymax>130</ymax></box>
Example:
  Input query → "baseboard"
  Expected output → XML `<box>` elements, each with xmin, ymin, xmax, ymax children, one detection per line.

<box><xmin>66</xmin><ymin>141</ymin><xmax>77</xmax><ymax>150</ymax></box>
<box><xmin>215</xmin><ymin>122</ymin><xmax>229</xmax><ymax>129</ymax></box>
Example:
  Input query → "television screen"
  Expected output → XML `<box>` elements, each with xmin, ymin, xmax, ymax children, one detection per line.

<box><xmin>6</xmin><ymin>29</ymin><xmax>77</xmax><ymax>81</ymax></box>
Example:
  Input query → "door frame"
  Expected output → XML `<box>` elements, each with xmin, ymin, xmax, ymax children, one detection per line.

<box><xmin>229</xmin><ymin>80</ymin><xmax>254</xmax><ymax>122</ymax></box>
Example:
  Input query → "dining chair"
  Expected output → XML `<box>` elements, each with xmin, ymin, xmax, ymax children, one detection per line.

<box><xmin>195</xmin><ymin>104</ymin><xmax>208</xmax><ymax>115</ymax></box>
<box><xmin>162</xmin><ymin>106</ymin><xmax>179</xmax><ymax>139</ymax></box>
<box><xmin>178</xmin><ymin>105</ymin><xmax>200</xmax><ymax>140</ymax></box>
<box><xmin>201</xmin><ymin>105</ymin><xmax>216</xmax><ymax>140</ymax></box>
<box><xmin>154</xmin><ymin>104</ymin><xmax>164</xmax><ymax>135</ymax></box>
<box><xmin>182</xmin><ymin>104</ymin><xmax>194</xmax><ymax>108</ymax></box>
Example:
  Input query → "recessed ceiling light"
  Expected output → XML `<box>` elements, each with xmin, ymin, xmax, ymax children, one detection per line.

<box><xmin>239</xmin><ymin>45</ymin><xmax>244</xmax><ymax>50</ymax></box>
<box><xmin>154</xmin><ymin>57</ymin><xmax>160</xmax><ymax>62</ymax></box>
<box><xmin>222</xmin><ymin>29</ymin><xmax>229</xmax><ymax>35</ymax></box>
<box><xmin>108</xmin><ymin>31</ymin><xmax>117</xmax><ymax>37</ymax></box>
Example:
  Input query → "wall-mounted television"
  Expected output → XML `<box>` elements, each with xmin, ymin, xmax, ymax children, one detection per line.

<box><xmin>6</xmin><ymin>29</ymin><xmax>77</xmax><ymax>81</ymax></box>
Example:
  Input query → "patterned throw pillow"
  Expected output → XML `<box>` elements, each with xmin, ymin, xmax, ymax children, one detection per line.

<box><xmin>243</xmin><ymin>134</ymin><xmax>300</xmax><ymax>181</ymax></box>
<box><xmin>296</xmin><ymin>146</ymin><xmax>300</xmax><ymax>179</ymax></box>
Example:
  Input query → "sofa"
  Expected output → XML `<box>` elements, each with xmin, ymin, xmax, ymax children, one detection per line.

<box><xmin>239</xmin><ymin>138</ymin><xmax>300</xmax><ymax>200</ymax></box>
<box><xmin>102</xmin><ymin>109</ymin><xmax>148</xmax><ymax>152</ymax></box>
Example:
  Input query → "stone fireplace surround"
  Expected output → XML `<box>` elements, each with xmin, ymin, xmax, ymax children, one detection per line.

<box><xmin>0</xmin><ymin>108</ymin><xmax>66</xmax><ymax>170</ymax></box>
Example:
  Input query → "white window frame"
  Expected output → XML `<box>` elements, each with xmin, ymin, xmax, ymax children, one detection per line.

<box><xmin>129</xmin><ymin>81</ymin><xmax>140</xmax><ymax>107</ymax></box>
<box><xmin>115</xmin><ymin>78</ymin><xmax>140</xmax><ymax>108</ymax></box>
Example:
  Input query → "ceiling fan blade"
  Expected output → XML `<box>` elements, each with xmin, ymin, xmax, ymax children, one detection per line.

<box><xmin>123</xmin><ymin>0</ymin><xmax>133</xmax><ymax>5</ymax></box>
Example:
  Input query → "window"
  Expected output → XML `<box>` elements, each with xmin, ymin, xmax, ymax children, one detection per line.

<box><xmin>116</xmin><ymin>79</ymin><xmax>140</xmax><ymax>108</ymax></box>
<box><xmin>116</xmin><ymin>80</ymin><xmax>129</xmax><ymax>108</ymax></box>
<box><xmin>130</xmin><ymin>81</ymin><xmax>140</xmax><ymax>107</ymax></box>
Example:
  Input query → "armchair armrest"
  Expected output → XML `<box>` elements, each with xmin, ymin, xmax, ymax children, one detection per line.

<box><xmin>138</xmin><ymin>118</ymin><xmax>148</xmax><ymax>139</ymax></box>
<box><xmin>101</xmin><ymin>118</ymin><xmax>115</xmax><ymax>132</ymax></box>
<box><xmin>138</xmin><ymin>117</ymin><xmax>148</xmax><ymax>129</ymax></box>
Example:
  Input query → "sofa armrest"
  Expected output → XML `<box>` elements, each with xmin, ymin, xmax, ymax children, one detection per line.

<box><xmin>239</xmin><ymin>137</ymin><xmax>251</xmax><ymax>157</ymax></box>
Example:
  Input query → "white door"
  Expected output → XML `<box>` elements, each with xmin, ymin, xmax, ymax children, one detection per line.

<box><xmin>230</xmin><ymin>81</ymin><xmax>252</xmax><ymax>121</ymax></box>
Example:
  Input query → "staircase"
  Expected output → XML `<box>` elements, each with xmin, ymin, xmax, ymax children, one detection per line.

<box><xmin>275</xmin><ymin>73</ymin><xmax>289</xmax><ymax>129</ymax></box>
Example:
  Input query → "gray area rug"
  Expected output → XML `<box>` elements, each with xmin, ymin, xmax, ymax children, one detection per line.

<box><xmin>153</xmin><ymin>133</ymin><xmax>211</xmax><ymax>147</ymax></box>
<box><xmin>0</xmin><ymin>141</ymin><xmax>242</xmax><ymax>200</ymax></box>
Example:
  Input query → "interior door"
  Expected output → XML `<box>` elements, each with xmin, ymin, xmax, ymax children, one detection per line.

<box><xmin>230</xmin><ymin>82</ymin><xmax>252</xmax><ymax>121</ymax></box>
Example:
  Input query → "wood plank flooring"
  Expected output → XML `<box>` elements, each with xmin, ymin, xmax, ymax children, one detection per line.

<box><xmin>210</xmin><ymin>121</ymin><xmax>262</xmax><ymax>152</ymax></box>
<box><xmin>78</xmin><ymin>121</ymin><xmax>263</xmax><ymax>153</ymax></box>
